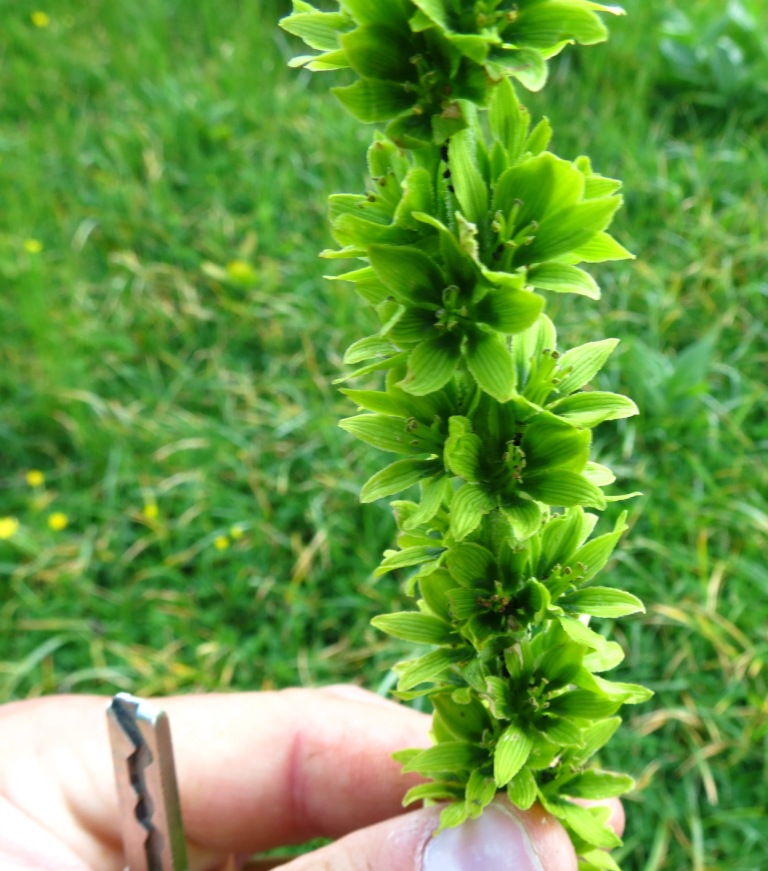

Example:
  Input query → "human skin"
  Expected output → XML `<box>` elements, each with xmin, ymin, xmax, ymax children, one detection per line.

<box><xmin>0</xmin><ymin>686</ymin><xmax>623</xmax><ymax>871</ymax></box>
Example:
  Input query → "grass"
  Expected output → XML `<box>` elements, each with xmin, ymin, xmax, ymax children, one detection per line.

<box><xmin>1</xmin><ymin>0</ymin><xmax>766</xmax><ymax>868</ymax></box>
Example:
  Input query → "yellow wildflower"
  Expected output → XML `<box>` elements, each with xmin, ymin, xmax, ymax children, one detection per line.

<box><xmin>0</xmin><ymin>517</ymin><xmax>20</xmax><ymax>540</ymax></box>
<box><xmin>31</xmin><ymin>11</ymin><xmax>50</xmax><ymax>28</ymax></box>
<box><xmin>225</xmin><ymin>260</ymin><xmax>257</xmax><ymax>285</ymax></box>
<box><xmin>142</xmin><ymin>503</ymin><xmax>159</xmax><ymax>520</ymax></box>
<box><xmin>213</xmin><ymin>536</ymin><xmax>230</xmax><ymax>551</ymax></box>
<box><xmin>24</xmin><ymin>238</ymin><xmax>43</xmax><ymax>254</ymax></box>
<box><xmin>229</xmin><ymin>525</ymin><xmax>245</xmax><ymax>540</ymax></box>
<box><xmin>48</xmin><ymin>512</ymin><xmax>68</xmax><ymax>531</ymax></box>
<box><xmin>26</xmin><ymin>469</ymin><xmax>45</xmax><ymax>487</ymax></box>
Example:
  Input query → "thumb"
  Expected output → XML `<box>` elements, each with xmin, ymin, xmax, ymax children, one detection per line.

<box><xmin>272</xmin><ymin>800</ymin><xmax>577</xmax><ymax>871</ymax></box>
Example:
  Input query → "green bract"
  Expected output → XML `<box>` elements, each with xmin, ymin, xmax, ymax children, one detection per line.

<box><xmin>281</xmin><ymin>2</ymin><xmax>648</xmax><ymax>868</ymax></box>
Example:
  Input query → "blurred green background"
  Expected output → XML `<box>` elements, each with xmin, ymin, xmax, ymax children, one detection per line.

<box><xmin>0</xmin><ymin>1</ymin><xmax>766</xmax><ymax>868</ymax></box>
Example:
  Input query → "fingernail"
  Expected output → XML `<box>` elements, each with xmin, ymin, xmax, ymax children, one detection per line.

<box><xmin>422</xmin><ymin>804</ymin><xmax>544</xmax><ymax>871</ymax></box>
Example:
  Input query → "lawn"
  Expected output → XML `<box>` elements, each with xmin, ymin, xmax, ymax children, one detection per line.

<box><xmin>0</xmin><ymin>1</ymin><xmax>766</xmax><ymax>868</ymax></box>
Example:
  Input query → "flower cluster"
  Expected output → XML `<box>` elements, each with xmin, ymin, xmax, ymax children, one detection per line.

<box><xmin>281</xmin><ymin>3</ymin><xmax>648</xmax><ymax>868</ymax></box>
<box><xmin>282</xmin><ymin>0</ymin><xmax>624</xmax><ymax>144</ymax></box>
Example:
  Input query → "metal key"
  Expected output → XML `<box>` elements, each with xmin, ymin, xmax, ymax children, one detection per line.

<box><xmin>107</xmin><ymin>693</ymin><xmax>190</xmax><ymax>871</ymax></box>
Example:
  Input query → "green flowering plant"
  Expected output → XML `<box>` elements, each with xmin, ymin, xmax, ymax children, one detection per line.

<box><xmin>281</xmin><ymin>2</ymin><xmax>651</xmax><ymax>867</ymax></box>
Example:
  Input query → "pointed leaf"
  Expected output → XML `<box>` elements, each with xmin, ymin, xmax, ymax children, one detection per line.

<box><xmin>474</xmin><ymin>287</ymin><xmax>545</xmax><ymax>334</ymax></box>
<box><xmin>567</xmin><ymin>516</ymin><xmax>627</xmax><ymax>581</ymax></box>
<box><xmin>512</xmin><ymin>3</ymin><xmax>609</xmax><ymax>50</ymax></box>
<box><xmin>465</xmin><ymin>770</ymin><xmax>498</xmax><ymax>817</ymax></box>
<box><xmin>418</xmin><ymin>569</ymin><xmax>455</xmax><ymax>620</ymax></box>
<box><xmin>571</xmin><ymin>230</ymin><xmax>634</xmax><ymax>263</ymax></box>
<box><xmin>403</xmin><ymin>741</ymin><xmax>483</xmax><ymax>774</ymax></box>
<box><xmin>507</xmin><ymin>767</ymin><xmax>537</xmax><ymax>810</ymax></box>
<box><xmin>564</xmin><ymin>770</ymin><xmax>635</xmax><ymax>800</ymax></box>
<box><xmin>432</xmin><ymin>694</ymin><xmax>491</xmax><ymax>742</ymax></box>
<box><xmin>444</xmin><ymin>416</ymin><xmax>483</xmax><ymax>481</ymax></box>
<box><xmin>550</xmin><ymin>391</ymin><xmax>638</xmax><ymax>426</ymax></box>
<box><xmin>525</xmin><ymin>117</ymin><xmax>553</xmax><ymax>156</ymax></box>
<box><xmin>525</xmin><ymin>470</ymin><xmax>606</xmax><ymax>509</ymax></box>
<box><xmin>446</xmin><ymin>542</ymin><xmax>495</xmax><ymax>586</ymax></box>
<box><xmin>584</xmin><ymin>173</ymin><xmax>623</xmax><ymax>198</ymax></box>
<box><xmin>340</xmin><ymin>414</ymin><xmax>440</xmax><ymax>455</ymax></box>
<box><xmin>402</xmin><ymin>336</ymin><xmax>460</xmax><ymax>395</ymax></box>
<box><xmin>538</xmin><ymin>507</ymin><xmax>587</xmax><ymax>576</ymax></box>
<box><xmin>464</xmin><ymin>329</ymin><xmax>516</xmax><ymax>401</ymax></box>
<box><xmin>542</xmin><ymin>715</ymin><xmax>584</xmax><ymax>746</ymax></box>
<box><xmin>449</xmin><ymin>129</ymin><xmax>488</xmax><ymax>225</ymax></box>
<box><xmin>570</xmin><ymin>718</ymin><xmax>622</xmax><ymax>766</ymax></box>
<box><xmin>494</xmin><ymin>724</ymin><xmax>533</xmax><ymax>787</ymax></box>
<box><xmin>411</xmin><ymin>0</ymin><xmax>450</xmax><ymax>31</ymax></box>
<box><xmin>279</xmin><ymin>9</ymin><xmax>349</xmax><ymax>51</ymax></box>
<box><xmin>341</xmin><ymin>387</ymin><xmax>406</xmax><ymax>416</ymax></box>
<box><xmin>579</xmin><ymin>849</ymin><xmax>623</xmax><ymax>871</ymax></box>
<box><xmin>527</xmin><ymin>263</ymin><xmax>600</xmax><ymax>299</ymax></box>
<box><xmin>436</xmin><ymin>800</ymin><xmax>470</xmax><ymax>832</ymax></box>
<box><xmin>343</xmin><ymin>335</ymin><xmax>397</xmax><ymax>365</ymax></box>
<box><xmin>577</xmin><ymin>672</ymin><xmax>653</xmax><ymax>705</ymax></box>
<box><xmin>495</xmin><ymin>48</ymin><xmax>548</xmax><ymax>92</ymax></box>
<box><xmin>372</xmin><ymin>611</ymin><xmax>454</xmax><ymax>644</ymax></box>
<box><xmin>404</xmin><ymin>475</ymin><xmax>449</xmax><ymax>528</ymax></box>
<box><xmin>448</xmin><ymin>588</ymin><xmax>483</xmax><ymax>621</ymax></box>
<box><xmin>502</xmin><ymin>499</ymin><xmax>542</xmax><ymax>541</ymax></box>
<box><xmin>403</xmin><ymin>781</ymin><xmax>464</xmax><ymax>806</ymax></box>
<box><xmin>489</xmin><ymin>77</ymin><xmax>530</xmax><ymax>162</ymax></box>
<box><xmin>450</xmin><ymin>483</ymin><xmax>496</xmax><ymax>540</ymax></box>
<box><xmin>369</xmin><ymin>244</ymin><xmax>445</xmax><ymax>307</ymax></box>
<box><xmin>393</xmin><ymin>166</ymin><xmax>435</xmax><ymax>229</ymax></box>
<box><xmin>556</xmin><ymin>339</ymin><xmax>619</xmax><ymax>395</ymax></box>
<box><xmin>557</xmin><ymin>617</ymin><xmax>624</xmax><ymax>672</ymax></box>
<box><xmin>555</xmin><ymin>802</ymin><xmax>621</xmax><ymax>849</ymax></box>
<box><xmin>333</xmin><ymin>79</ymin><xmax>413</xmax><ymax>123</ymax></box>
<box><xmin>549</xmin><ymin>690</ymin><xmax>622</xmax><ymax>719</ymax></box>
<box><xmin>494</xmin><ymin>153</ymin><xmax>585</xmax><ymax>232</ymax></box>
<box><xmin>564</xmin><ymin>587</ymin><xmax>645</xmax><ymax>618</ymax></box>
<box><xmin>328</xmin><ymin>265</ymin><xmax>391</xmax><ymax>305</ymax></box>
<box><xmin>394</xmin><ymin>646</ymin><xmax>467</xmax><ymax>690</ymax></box>
<box><xmin>360</xmin><ymin>458</ymin><xmax>436</xmax><ymax>502</ymax></box>
<box><xmin>375</xmin><ymin>545</ymin><xmax>443</xmax><ymax>576</ymax></box>
<box><xmin>518</xmin><ymin>198</ymin><xmax>622</xmax><ymax>266</ymax></box>
<box><xmin>522</xmin><ymin>417</ymin><xmax>591</xmax><ymax>472</ymax></box>
<box><xmin>342</xmin><ymin>0</ymin><xmax>409</xmax><ymax>26</ymax></box>
<box><xmin>341</xmin><ymin>24</ymin><xmax>414</xmax><ymax>81</ymax></box>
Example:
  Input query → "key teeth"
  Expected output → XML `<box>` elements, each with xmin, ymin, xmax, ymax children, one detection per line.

<box><xmin>108</xmin><ymin>693</ymin><xmax>177</xmax><ymax>871</ymax></box>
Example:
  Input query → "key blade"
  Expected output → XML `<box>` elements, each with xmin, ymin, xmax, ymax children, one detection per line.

<box><xmin>107</xmin><ymin>693</ymin><xmax>190</xmax><ymax>871</ymax></box>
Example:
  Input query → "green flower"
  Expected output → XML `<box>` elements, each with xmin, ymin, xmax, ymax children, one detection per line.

<box><xmin>368</xmin><ymin>242</ymin><xmax>543</xmax><ymax>399</ymax></box>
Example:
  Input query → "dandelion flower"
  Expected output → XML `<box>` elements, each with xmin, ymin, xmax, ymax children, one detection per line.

<box><xmin>26</xmin><ymin>469</ymin><xmax>45</xmax><ymax>487</ymax></box>
<box><xmin>31</xmin><ymin>11</ymin><xmax>50</xmax><ymax>28</ymax></box>
<box><xmin>142</xmin><ymin>503</ymin><xmax>159</xmax><ymax>520</ymax></box>
<box><xmin>0</xmin><ymin>517</ymin><xmax>20</xmax><ymax>540</ymax></box>
<box><xmin>48</xmin><ymin>512</ymin><xmax>68</xmax><ymax>531</ymax></box>
<box><xmin>213</xmin><ymin>536</ymin><xmax>230</xmax><ymax>551</ymax></box>
<box><xmin>24</xmin><ymin>238</ymin><xmax>43</xmax><ymax>254</ymax></box>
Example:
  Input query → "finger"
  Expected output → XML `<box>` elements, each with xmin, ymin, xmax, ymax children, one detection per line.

<box><xmin>165</xmin><ymin>686</ymin><xmax>431</xmax><ymax>854</ymax></box>
<box><xmin>606</xmin><ymin>798</ymin><xmax>626</xmax><ymax>838</ymax></box>
<box><xmin>275</xmin><ymin>800</ymin><xmax>580</xmax><ymax>871</ymax></box>
<box><xmin>0</xmin><ymin>796</ymin><xmax>89</xmax><ymax>871</ymax></box>
<box><xmin>0</xmin><ymin>687</ymin><xmax>431</xmax><ymax>868</ymax></box>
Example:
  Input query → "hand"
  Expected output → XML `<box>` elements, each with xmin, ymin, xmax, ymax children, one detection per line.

<box><xmin>0</xmin><ymin>686</ymin><xmax>623</xmax><ymax>871</ymax></box>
